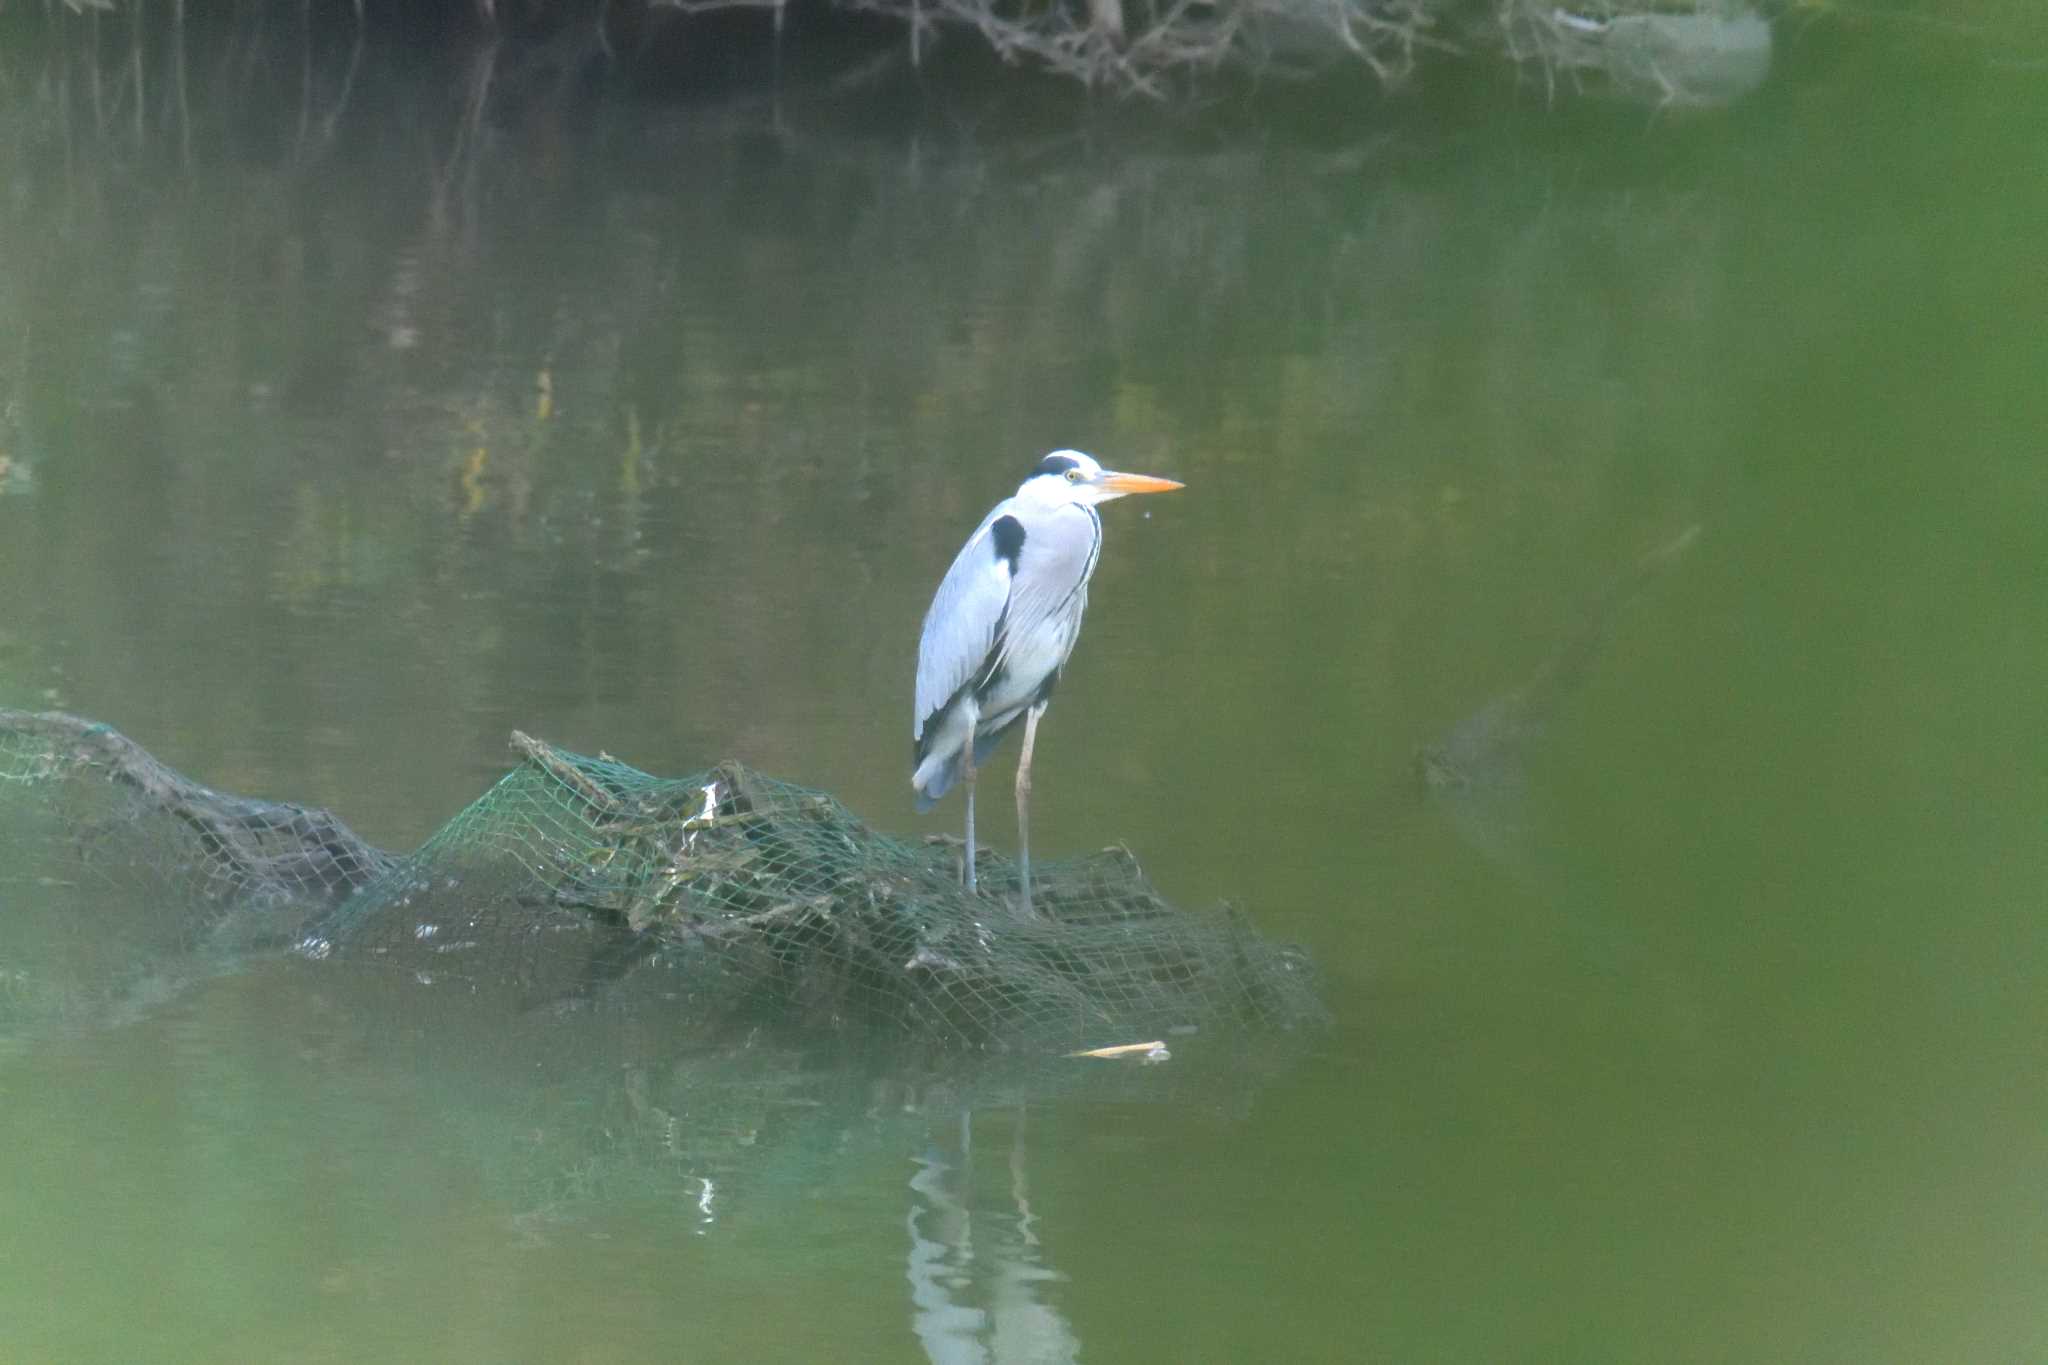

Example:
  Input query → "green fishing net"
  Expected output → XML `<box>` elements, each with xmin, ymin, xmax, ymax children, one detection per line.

<box><xmin>0</xmin><ymin>713</ymin><xmax>391</xmax><ymax>1029</ymax></box>
<box><xmin>0</xmin><ymin>710</ymin><xmax>1324</xmax><ymax>1051</ymax></box>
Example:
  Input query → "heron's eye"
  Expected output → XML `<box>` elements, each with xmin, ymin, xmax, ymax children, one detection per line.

<box><xmin>1064</xmin><ymin>469</ymin><xmax>1081</xmax><ymax>483</ymax></box>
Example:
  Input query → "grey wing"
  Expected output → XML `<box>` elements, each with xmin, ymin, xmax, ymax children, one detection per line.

<box><xmin>914</xmin><ymin>506</ymin><xmax>1016</xmax><ymax>741</ymax></box>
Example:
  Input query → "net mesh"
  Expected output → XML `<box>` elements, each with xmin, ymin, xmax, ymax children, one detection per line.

<box><xmin>0</xmin><ymin>712</ymin><xmax>392</xmax><ymax>1031</ymax></box>
<box><xmin>2</xmin><ymin>711</ymin><xmax>1325</xmax><ymax>1051</ymax></box>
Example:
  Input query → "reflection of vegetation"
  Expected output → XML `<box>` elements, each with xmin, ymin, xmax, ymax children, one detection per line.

<box><xmin>4</xmin><ymin>0</ymin><xmax>2032</xmax><ymax>131</ymax></box>
<box><xmin>1418</xmin><ymin>524</ymin><xmax>1701</xmax><ymax>876</ymax></box>
<box><xmin>0</xmin><ymin>0</ymin><xmax>1807</xmax><ymax>107</ymax></box>
<box><xmin>0</xmin><ymin>53</ymin><xmax>1744</xmax><ymax>820</ymax></box>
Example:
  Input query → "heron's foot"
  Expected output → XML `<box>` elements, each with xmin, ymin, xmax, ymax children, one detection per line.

<box><xmin>923</xmin><ymin>833</ymin><xmax>989</xmax><ymax>854</ymax></box>
<box><xmin>922</xmin><ymin>833</ymin><xmax>989</xmax><ymax>891</ymax></box>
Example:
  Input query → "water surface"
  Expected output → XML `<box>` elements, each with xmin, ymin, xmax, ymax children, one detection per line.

<box><xmin>2</xmin><ymin>26</ymin><xmax>2045</xmax><ymax>1361</ymax></box>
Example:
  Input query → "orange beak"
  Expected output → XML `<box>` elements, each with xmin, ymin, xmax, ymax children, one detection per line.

<box><xmin>1098</xmin><ymin>472</ymin><xmax>1186</xmax><ymax>495</ymax></box>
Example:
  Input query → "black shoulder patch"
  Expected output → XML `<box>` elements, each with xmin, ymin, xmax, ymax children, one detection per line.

<box><xmin>1029</xmin><ymin>453</ymin><xmax>1080</xmax><ymax>479</ymax></box>
<box><xmin>990</xmin><ymin>514</ymin><xmax>1026</xmax><ymax>572</ymax></box>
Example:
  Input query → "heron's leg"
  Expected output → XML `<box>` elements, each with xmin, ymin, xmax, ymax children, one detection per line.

<box><xmin>1014</xmin><ymin>702</ymin><xmax>1046</xmax><ymax>916</ymax></box>
<box><xmin>962</xmin><ymin>717</ymin><xmax>978</xmax><ymax>894</ymax></box>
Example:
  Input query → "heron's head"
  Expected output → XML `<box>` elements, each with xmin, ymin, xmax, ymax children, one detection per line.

<box><xmin>1017</xmin><ymin>449</ymin><xmax>1185</xmax><ymax>508</ymax></box>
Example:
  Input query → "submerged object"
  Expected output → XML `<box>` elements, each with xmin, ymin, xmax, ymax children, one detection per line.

<box><xmin>1418</xmin><ymin>525</ymin><xmax>1702</xmax><ymax>877</ymax></box>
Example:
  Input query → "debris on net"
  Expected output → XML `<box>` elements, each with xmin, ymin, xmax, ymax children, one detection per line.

<box><xmin>1</xmin><ymin>712</ymin><xmax>1326</xmax><ymax>1052</ymax></box>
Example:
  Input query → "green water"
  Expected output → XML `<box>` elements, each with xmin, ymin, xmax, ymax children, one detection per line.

<box><xmin>3</xmin><ymin>24</ymin><xmax>2046</xmax><ymax>1362</ymax></box>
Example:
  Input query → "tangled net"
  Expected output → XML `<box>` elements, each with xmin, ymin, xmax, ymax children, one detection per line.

<box><xmin>0</xmin><ymin>710</ymin><xmax>1324</xmax><ymax>1052</ymax></box>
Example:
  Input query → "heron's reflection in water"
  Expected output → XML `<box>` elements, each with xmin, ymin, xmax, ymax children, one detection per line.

<box><xmin>906</xmin><ymin>1108</ymin><xmax>1080</xmax><ymax>1365</ymax></box>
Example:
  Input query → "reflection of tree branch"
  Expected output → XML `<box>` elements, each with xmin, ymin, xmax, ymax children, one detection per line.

<box><xmin>292</xmin><ymin>0</ymin><xmax>366</xmax><ymax>154</ymax></box>
<box><xmin>428</xmin><ymin>39</ymin><xmax>499</xmax><ymax>233</ymax></box>
<box><xmin>173</xmin><ymin>0</ymin><xmax>191</xmax><ymax>167</ymax></box>
<box><xmin>129</xmin><ymin>0</ymin><xmax>145</xmax><ymax>148</ymax></box>
<box><xmin>316</xmin><ymin>0</ymin><xmax>369</xmax><ymax>151</ymax></box>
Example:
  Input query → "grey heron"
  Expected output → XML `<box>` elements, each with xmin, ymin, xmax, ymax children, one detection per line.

<box><xmin>913</xmin><ymin>449</ymin><xmax>1184</xmax><ymax>912</ymax></box>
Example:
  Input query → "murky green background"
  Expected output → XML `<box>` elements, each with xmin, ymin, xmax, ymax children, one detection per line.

<box><xmin>3</xmin><ymin>21</ymin><xmax>2046</xmax><ymax>1362</ymax></box>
